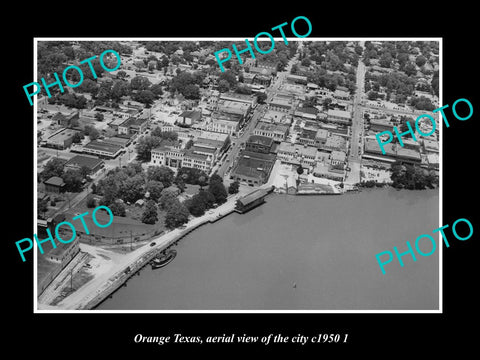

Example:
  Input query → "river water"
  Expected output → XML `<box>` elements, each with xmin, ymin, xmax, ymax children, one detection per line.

<box><xmin>96</xmin><ymin>188</ymin><xmax>439</xmax><ymax>310</ymax></box>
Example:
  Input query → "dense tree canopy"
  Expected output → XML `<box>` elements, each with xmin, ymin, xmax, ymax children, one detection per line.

<box><xmin>141</xmin><ymin>200</ymin><xmax>158</xmax><ymax>224</ymax></box>
<box><xmin>390</xmin><ymin>161</ymin><xmax>437</xmax><ymax>189</ymax></box>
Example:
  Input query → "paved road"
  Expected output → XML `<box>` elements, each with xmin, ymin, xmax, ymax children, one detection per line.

<box><xmin>344</xmin><ymin>42</ymin><xmax>366</xmax><ymax>185</ymax></box>
<box><xmin>349</xmin><ymin>52</ymin><xmax>366</xmax><ymax>162</ymax></box>
<box><xmin>216</xmin><ymin>103</ymin><xmax>266</xmax><ymax>179</ymax></box>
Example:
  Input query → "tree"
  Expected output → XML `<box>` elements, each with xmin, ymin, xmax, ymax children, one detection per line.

<box><xmin>410</xmin><ymin>96</ymin><xmax>435</xmax><ymax>111</ymax></box>
<box><xmin>84</xmin><ymin>125</ymin><xmax>100</xmax><ymax>141</ymax></box>
<box><xmin>183</xmin><ymin>84</ymin><xmax>200</xmax><ymax>100</ymax></box>
<box><xmin>228</xmin><ymin>180</ymin><xmax>240</xmax><ymax>194</ymax></box>
<box><xmin>185</xmin><ymin>139</ymin><xmax>194</xmax><ymax>149</ymax></box>
<box><xmin>404</xmin><ymin>61</ymin><xmax>417</xmax><ymax>76</ymax></box>
<box><xmin>184</xmin><ymin>194</ymin><xmax>207</xmax><ymax>217</ymax></box>
<box><xmin>164</xmin><ymin>200</ymin><xmax>190</xmax><ymax>229</ymax></box>
<box><xmin>141</xmin><ymin>200</ymin><xmax>158</xmax><ymax>224</ymax></box>
<box><xmin>415</xmin><ymin>55</ymin><xmax>427</xmax><ymax>67</ymax></box>
<box><xmin>322</xmin><ymin>97</ymin><xmax>333</xmax><ymax>110</ymax></box>
<box><xmin>86</xmin><ymin>194</ymin><xmax>96</xmax><ymax>208</ymax></box>
<box><xmin>209</xmin><ymin>173</ymin><xmax>223</xmax><ymax>184</ymax></box>
<box><xmin>236</xmin><ymin>84</ymin><xmax>252</xmax><ymax>95</ymax></box>
<box><xmin>109</xmin><ymin>201</ymin><xmax>126</xmax><ymax>217</ymax></box>
<box><xmin>136</xmin><ymin>136</ymin><xmax>162</xmax><ymax>161</ymax></box>
<box><xmin>116</xmin><ymin>70</ymin><xmax>127</xmax><ymax>79</ymax></box>
<box><xmin>208</xmin><ymin>178</ymin><xmax>227</xmax><ymax>205</ymax></box>
<box><xmin>150</xmin><ymin>83</ymin><xmax>164</xmax><ymax>97</ymax></box>
<box><xmin>111</xmin><ymin>81</ymin><xmax>129</xmax><ymax>101</ymax></box>
<box><xmin>130</xmin><ymin>76</ymin><xmax>151</xmax><ymax>91</ymax></box>
<box><xmin>42</xmin><ymin>158</ymin><xmax>64</xmax><ymax>181</ymax></box>
<box><xmin>118</xmin><ymin>174</ymin><xmax>145</xmax><ymax>203</ymax></box>
<box><xmin>132</xmin><ymin>90</ymin><xmax>156</xmax><ymax>107</ymax></box>
<box><xmin>218</xmin><ymin>70</ymin><xmax>237</xmax><ymax>88</ymax></box>
<box><xmin>38</xmin><ymin>198</ymin><xmax>49</xmax><ymax>218</ymax></box>
<box><xmin>301</xmin><ymin>57</ymin><xmax>311</xmax><ymax>67</ymax></box>
<box><xmin>256</xmin><ymin>92</ymin><xmax>267</xmax><ymax>104</ymax></box>
<box><xmin>217</xmin><ymin>79</ymin><xmax>230</xmax><ymax>93</ymax></box>
<box><xmin>158</xmin><ymin>189</ymin><xmax>178</xmax><ymax>210</ymax></box>
<box><xmin>145</xmin><ymin>180</ymin><xmax>164</xmax><ymax>201</ymax></box>
<box><xmin>76</xmin><ymin>78</ymin><xmax>98</xmax><ymax>96</ymax></box>
<box><xmin>296</xmin><ymin>166</ymin><xmax>304</xmax><ymax>175</ymax></box>
<box><xmin>62</xmin><ymin>170</ymin><xmax>84</xmax><ymax>192</ymax></box>
<box><xmin>147</xmin><ymin>166</ymin><xmax>174</xmax><ymax>188</ymax></box>
<box><xmin>197</xmin><ymin>189</ymin><xmax>216</xmax><ymax>209</ymax></box>
<box><xmin>198</xmin><ymin>175</ymin><xmax>207</xmax><ymax>189</ymax></box>
<box><xmin>96</xmin><ymin>81</ymin><xmax>113</xmax><ymax>102</ymax></box>
<box><xmin>94</xmin><ymin>112</ymin><xmax>104</xmax><ymax>121</ymax></box>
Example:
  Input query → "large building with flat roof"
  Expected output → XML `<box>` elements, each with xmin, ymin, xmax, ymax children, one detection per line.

<box><xmin>276</xmin><ymin>142</ymin><xmax>317</xmax><ymax>167</ymax></box>
<box><xmin>151</xmin><ymin>140</ymin><xmax>214</xmax><ymax>173</ymax></box>
<box><xmin>327</xmin><ymin>109</ymin><xmax>352</xmax><ymax>125</ymax></box>
<box><xmin>217</xmin><ymin>99</ymin><xmax>251</xmax><ymax>119</ymax></box>
<box><xmin>46</xmin><ymin>128</ymin><xmax>78</xmax><ymax>150</ymax></box>
<box><xmin>207</xmin><ymin>112</ymin><xmax>243</xmax><ymax>135</ymax></box>
<box><xmin>231</xmin><ymin>151</ymin><xmax>276</xmax><ymax>186</ymax></box>
<box><xmin>219</xmin><ymin>92</ymin><xmax>257</xmax><ymax>107</ymax></box>
<box><xmin>253</xmin><ymin>122</ymin><xmax>289</xmax><ymax>142</ymax></box>
<box><xmin>245</xmin><ymin>135</ymin><xmax>274</xmax><ymax>154</ymax></box>
<box><xmin>83</xmin><ymin>140</ymin><xmax>123</xmax><ymax>158</ymax></box>
<box><xmin>118</xmin><ymin>116</ymin><xmax>148</xmax><ymax>135</ymax></box>
<box><xmin>286</xmin><ymin>74</ymin><xmax>308</xmax><ymax>85</ymax></box>
<box><xmin>64</xmin><ymin>155</ymin><xmax>104</xmax><ymax>174</ymax></box>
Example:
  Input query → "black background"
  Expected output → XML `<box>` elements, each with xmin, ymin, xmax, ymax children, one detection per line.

<box><xmin>6</xmin><ymin>3</ymin><xmax>478</xmax><ymax>355</ymax></box>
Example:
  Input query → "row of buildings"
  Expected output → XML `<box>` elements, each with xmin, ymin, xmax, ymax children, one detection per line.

<box><xmin>363</xmin><ymin>109</ymin><xmax>439</xmax><ymax>170</ymax></box>
<box><xmin>150</xmin><ymin>130</ymin><xmax>230</xmax><ymax>173</ymax></box>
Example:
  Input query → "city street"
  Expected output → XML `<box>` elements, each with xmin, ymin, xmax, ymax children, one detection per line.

<box><xmin>216</xmin><ymin>103</ymin><xmax>266</xmax><ymax>179</ymax></box>
<box><xmin>345</xmin><ymin>42</ymin><xmax>365</xmax><ymax>185</ymax></box>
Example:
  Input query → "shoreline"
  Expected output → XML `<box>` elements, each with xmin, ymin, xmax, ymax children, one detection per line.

<box><xmin>37</xmin><ymin>181</ymin><xmax>437</xmax><ymax>311</ymax></box>
<box><xmin>38</xmin><ymin>186</ymin><xmax>262</xmax><ymax>310</ymax></box>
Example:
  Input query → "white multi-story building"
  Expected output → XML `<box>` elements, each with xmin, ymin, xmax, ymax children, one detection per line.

<box><xmin>151</xmin><ymin>143</ymin><xmax>214</xmax><ymax>173</ymax></box>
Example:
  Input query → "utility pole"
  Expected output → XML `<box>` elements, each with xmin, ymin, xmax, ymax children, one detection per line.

<box><xmin>130</xmin><ymin>230</ymin><xmax>133</xmax><ymax>251</ymax></box>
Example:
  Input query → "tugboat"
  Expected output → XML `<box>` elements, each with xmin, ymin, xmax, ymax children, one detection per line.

<box><xmin>151</xmin><ymin>249</ymin><xmax>177</xmax><ymax>269</ymax></box>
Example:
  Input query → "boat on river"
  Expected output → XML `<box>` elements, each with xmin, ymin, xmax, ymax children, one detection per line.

<box><xmin>151</xmin><ymin>249</ymin><xmax>177</xmax><ymax>269</ymax></box>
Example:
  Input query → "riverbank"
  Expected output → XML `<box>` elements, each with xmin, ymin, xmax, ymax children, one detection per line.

<box><xmin>97</xmin><ymin>187</ymin><xmax>439</xmax><ymax>310</ymax></box>
<box><xmin>37</xmin><ymin>183</ymin><xmax>274</xmax><ymax>310</ymax></box>
<box><xmin>37</xmin><ymin>160</ymin><xmax>435</xmax><ymax>311</ymax></box>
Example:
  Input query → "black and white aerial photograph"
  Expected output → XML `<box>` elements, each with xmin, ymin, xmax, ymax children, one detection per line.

<box><xmin>33</xmin><ymin>38</ymin><xmax>440</xmax><ymax>311</ymax></box>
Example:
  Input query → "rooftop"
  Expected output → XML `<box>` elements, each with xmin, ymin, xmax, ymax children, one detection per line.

<box><xmin>237</xmin><ymin>188</ymin><xmax>270</xmax><ymax>205</ymax></box>
<box><xmin>44</xmin><ymin>176</ymin><xmax>65</xmax><ymax>186</ymax></box>
<box><xmin>255</xmin><ymin>122</ymin><xmax>289</xmax><ymax>133</ymax></box>
<box><xmin>84</xmin><ymin>140</ymin><xmax>123</xmax><ymax>154</ymax></box>
<box><xmin>47</xmin><ymin>128</ymin><xmax>77</xmax><ymax>143</ymax></box>
<box><xmin>179</xmin><ymin>110</ymin><xmax>202</xmax><ymax>119</ymax></box>
<box><xmin>300</xmin><ymin>128</ymin><xmax>318</xmax><ymax>140</ymax></box>
<box><xmin>212</xmin><ymin>111</ymin><xmax>243</xmax><ymax>123</ymax></box>
<box><xmin>331</xmin><ymin>150</ymin><xmax>346</xmax><ymax>162</ymax></box>
<box><xmin>246</xmin><ymin>134</ymin><xmax>274</xmax><ymax>147</ymax></box>
<box><xmin>396</xmin><ymin>147</ymin><xmax>421</xmax><ymax>161</ymax></box>
<box><xmin>119</xmin><ymin>116</ymin><xmax>148</xmax><ymax>128</ymax></box>
<box><xmin>65</xmin><ymin>155</ymin><xmax>104</xmax><ymax>170</ymax></box>
<box><xmin>327</xmin><ymin>109</ymin><xmax>351</xmax><ymax>119</ymax></box>
<box><xmin>277</xmin><ymin>142</ymin><xmax>317</xmax><ymax>157</ymax></box>
<box><xmin>324</xmin><ymin>135</ymin><xmax>347</xmax><ymax>149</ymax></box>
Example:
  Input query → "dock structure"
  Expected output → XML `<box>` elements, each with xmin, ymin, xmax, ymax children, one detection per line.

<box><xmin>235</xmin><ymin>187</ymin><xmax>272</xmax><ymax>213</ymax></box>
